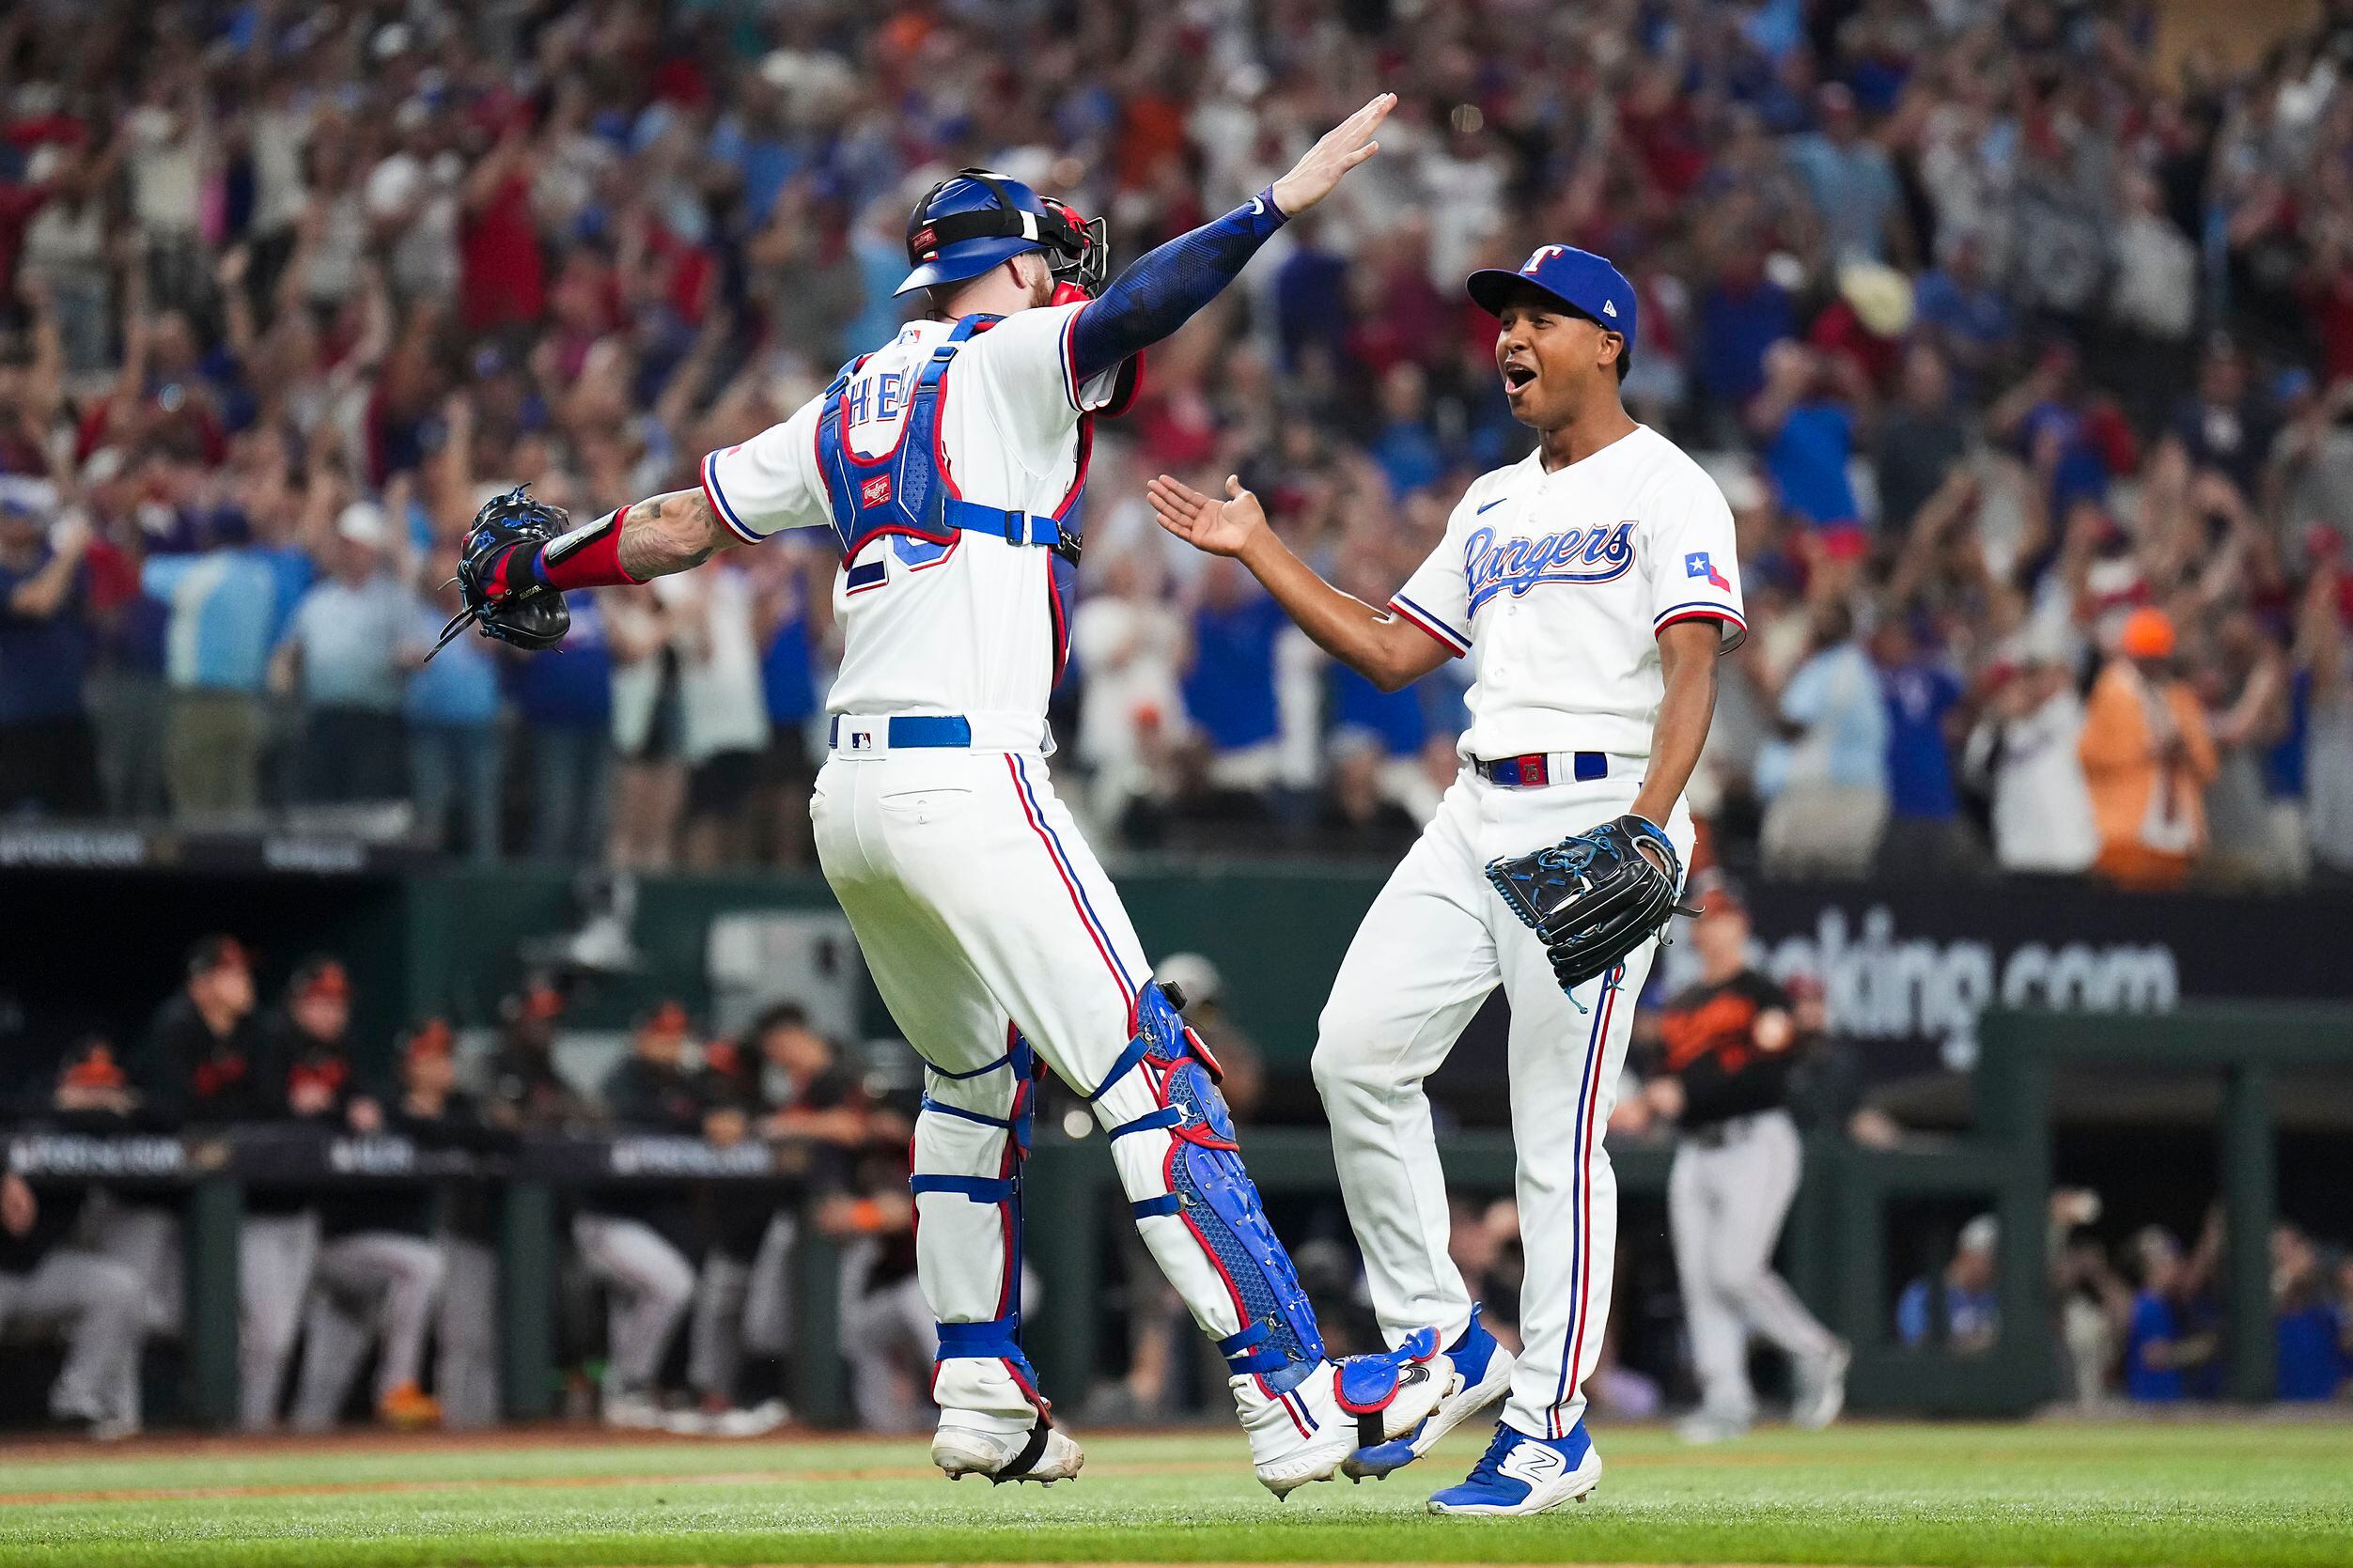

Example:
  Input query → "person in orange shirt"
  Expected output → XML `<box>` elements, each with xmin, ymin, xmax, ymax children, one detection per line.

<box><xmin>2079</xmin><ymin>607</ymin><xmax>2219</xmax><ymax>889</ymax></box>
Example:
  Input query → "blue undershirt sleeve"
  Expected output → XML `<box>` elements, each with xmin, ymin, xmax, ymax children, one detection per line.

<box><xmin>1068</xmin><ymin>190</ymin><xmax>1287</xmax><ymax>384</ymax></box>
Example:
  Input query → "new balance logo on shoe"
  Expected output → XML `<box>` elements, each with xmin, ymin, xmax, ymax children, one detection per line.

<box><xmin>1497</xmin><ymin>1440</ymin><xmax>1567</xmax><ymax>1487</ymax></box>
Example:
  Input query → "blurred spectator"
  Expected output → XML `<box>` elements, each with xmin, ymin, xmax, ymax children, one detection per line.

<box><xmin>512</xmin><ymin>592</ymin><xmax>614</xmax><ymax>862</ymax></box>
<box><xmin>1962</xmin><ymin>645</ymin><xmax>2099</xmax><ymax>875</ymax></box>
<box><xmin>2080</xmin><ymin>609</ymin><xmax>2220</xmax><ymax>890</ymax></box>
<box><xmin>272</xmin><ymin>504</ymin><xmax>411</xmax><ymax>805</ymax></box>
<box><xmin>1873</xmin><ymin>346</ymin><xmax>1970</xmax><ymax>539</ymax></box>
<box><xmin>1071</xmin><ymin>550</ymin><xmax>1190</xmax><ymax>830</ymax></box>
<box><xmin>606</xmin><ymin>587</ymin><xmax>687</xmax><ymax>871</ymax></box>
<box><xmin>2270</xmin><ymin>1223</ymin><xmax>2346</xmax><ymax>1402</ymax></box>
<box><xmin>1895</xmin><ymin>1214</ymin><xmax>2001</xmax><ymax>1354</ymax></box>
<box><xmin>2296</xmin><ymin>553</ymin><xmax>2353</xmax><ymax>878</ymax></box>
<box><xmin>665</xmin><ymin>562</ymin><xmax>771</xmax><ymax>870</ymax></box>
<box><xmin>1784</xmin><ymin>85</ymin><xmax>1907</xmax><ymax>266</ymax></box>
<box><xmin>1872</xmin><ymin>613</ymin><xmax>1978</xmax><ymax>875</ymax></box>
<box><xmin>1310</xmin><ymin>729</ymin><xmax>1421</xmax><ymax>855</ymax></box>
<box><xmin>1758</xmin><ymin>603</ymin><xmax>1889</xmax><ymax>876</ymax></box>
<box><xmin>1183</xmin><ymin>556</ymin><xmax>1293</xmax><ymax>793</ymax></box>
<box><xmin>403</xmin><ymin>545</ymin><xmax>503</xmax><ymax>861</ymax></box>
<box><xmin>2123</xmin><ymin>1219</ymin><xmax>2222</xmax><ymax>1403</ymax></box>
<box><xmin>0</xmin><ymin>479</ymin><xmax>99</xmax><ymax>816</ymax></box>
<box><xmin>751</xmin><ymin>545</ymin><xmax>825</xmax><ymax>867</ymax></box>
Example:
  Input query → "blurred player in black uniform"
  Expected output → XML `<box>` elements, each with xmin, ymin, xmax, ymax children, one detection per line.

<box><xmin>578</xmin><ymin>1001</ymin><xmax>709</xmax><ymax>1427</ymax></box>
<box><xmin>243</xmin><ymin>956</ymin><xmax>379</xmax><ymax>1430</ymax></box>
<box><xmin>2</xmin><ymin>1079</ymin><xmax>151</xmax><ymax>1438</ymax></box>
<box><xmin>1641</xmin><ymin>881</ymin><xmax>1847</xmax><ymax>1441</ymax></box>
<box><xmin>483</xmin><ymin>975</ymin><xmax>600</xmax><ymax>1135</ymax></box>
<box><xmin>88</xmin><ymin>936</ymin><xmax>261</xmax><ymax>1333</ymax></box>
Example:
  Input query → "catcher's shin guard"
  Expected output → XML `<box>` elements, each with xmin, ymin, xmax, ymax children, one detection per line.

<box><xmin>1090</xmin><ymin>983</ymin><xmax>1328</xmax><ymax>1389</ymax></box>
<box><xmin>912</xmin><ymin>1031</ymin><xmax>1052</xmax><ymax>1436</ymax></box>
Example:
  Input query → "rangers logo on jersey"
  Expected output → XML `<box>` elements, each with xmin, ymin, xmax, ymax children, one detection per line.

<box><xmin>1465</xmin><ymin>520</ymin><xmax>1636</xmax><ymax>613</ymax></box>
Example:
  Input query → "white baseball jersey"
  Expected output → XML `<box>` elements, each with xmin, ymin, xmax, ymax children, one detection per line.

<box><xmin>697</xmin><ymin>301</ymin><xmax>1117</xmax><ymax>727</ymax></box>
<box><xmin>1384</xmin><ymin>424</ymin><xmax>1746</xmax><ymax>761</ymax></box>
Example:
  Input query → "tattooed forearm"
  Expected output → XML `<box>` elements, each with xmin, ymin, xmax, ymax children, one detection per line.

<box><xmin>616</xmin><ymin>489</ymin><xmax>738</xmax><ymax>581</ymax></box>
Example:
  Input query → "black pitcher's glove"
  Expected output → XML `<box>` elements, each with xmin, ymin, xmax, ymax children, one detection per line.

<box><xmin>426</xmin><ymin>486</ymin><xmax>571</xmax><ymax>660</ymax></box>
<box><xmin>1486</xmin><ymin>815</ymin><xmax>1695</xmax><ymax>994</ymax></box>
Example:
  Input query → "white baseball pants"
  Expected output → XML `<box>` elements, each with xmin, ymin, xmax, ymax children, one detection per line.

<box><xmin>1315</xmin><ymin>767</ymin><xmax>1690</xmax><ymax>1443</ymax></box>
<box><xmin>1667</xmin><ymin>1108</ymin><xmax>1837</xmax><ymax>1421</ymax></box>
<box><xmin>813</xmin><ymin>737</ymin><xmax>1263</xmax><ymax>1434</ymax></box>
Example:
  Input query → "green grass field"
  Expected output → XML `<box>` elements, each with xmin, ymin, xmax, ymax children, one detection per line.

<box><xmin>1</xmin><ymin>1421</ymin><xmax>2347</xmax><ymax>1567</ymax></box>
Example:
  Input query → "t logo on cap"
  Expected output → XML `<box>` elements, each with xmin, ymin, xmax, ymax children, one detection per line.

<box><xmin>1522</xmin><ymin>244</ymin><xmax>1567</xmax><ymax>274</ymax></box>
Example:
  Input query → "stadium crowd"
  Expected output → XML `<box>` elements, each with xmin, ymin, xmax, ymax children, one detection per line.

<box><xmin>5</xmin><ymin>0</ymin><xmax>2353</xmax><ymax>886</ymax></box>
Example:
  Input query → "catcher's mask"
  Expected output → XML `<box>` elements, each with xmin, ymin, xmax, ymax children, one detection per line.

<box><xmin>898</xmin><ymin>166</ymin><xmax>1108</xmax><ymax>298</ymax></box>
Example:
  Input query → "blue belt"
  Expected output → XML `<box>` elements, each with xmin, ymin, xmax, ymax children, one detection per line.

<box><xmin>829</xmin><ymin>715</ymin><xmax>973</xmax><ymax>750</ymax></box>
<box><xmin>1475</xmin><ymin>751</ymin><xmax>1608</xmax><ymax>787</ymax></box>
<box><xmin>943</xmin><ymin>497</ymin><xmax>1066</xmax><ymax>550</ymax></box>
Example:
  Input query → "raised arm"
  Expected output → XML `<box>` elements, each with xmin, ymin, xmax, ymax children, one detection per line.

<box><xmin>1147</xmin><ymin>474</ymin><xmax>1449</xmax><ymax>692</ymax></box>
<box><xmin>1068</xmin><ymin>95</ymin><xmax>1393</xmax><ymax>384</ymax></box>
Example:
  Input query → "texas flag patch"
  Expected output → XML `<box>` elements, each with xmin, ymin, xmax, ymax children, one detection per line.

<box><xmin>1685</xmin><ymin>551</ymin><xmax>1731</xmax><ymax>590</ymax></box>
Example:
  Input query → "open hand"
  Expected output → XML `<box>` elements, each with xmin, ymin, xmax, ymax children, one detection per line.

<box><xmin>1147</xmin><ymin>474</ymin><xmax>1268</xmax><ymax>559</ymax></box>
<box><xmin>1270</xmin><ymin>93</ymin><xmax>1395</xmax><ymax>217</ymax></box>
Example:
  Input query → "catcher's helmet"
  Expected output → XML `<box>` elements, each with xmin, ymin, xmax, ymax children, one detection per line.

<box><xmin>897</xmin><ymin>167</ymin><xmax>1107</xmax><ymax>298</ymax></box>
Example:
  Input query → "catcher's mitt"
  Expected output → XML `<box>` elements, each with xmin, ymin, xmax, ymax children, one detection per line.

<box><xmin>426</xmin><ymin>486</ymin><xmax>572</xmax><ymax>660</ymax></box>
<box><xmin>1486</xmin><ymin>815</ymin><xmax>1694</xmax><ymax>996</ymax></box>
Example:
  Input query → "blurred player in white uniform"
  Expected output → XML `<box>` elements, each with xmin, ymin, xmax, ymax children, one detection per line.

<box><xmin>459</xmin><ymin>96</ymin><xmax>1449</xmax><ymax>1495</ymax></box>
<box><xmin>1148</xmin><ymin>245</ymin><xmax>1742</xmax><ymax>1514</ymax></box>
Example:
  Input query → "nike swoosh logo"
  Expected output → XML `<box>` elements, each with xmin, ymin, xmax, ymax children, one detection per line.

<box><xmin>1476</xmin><ymin>497</ymin><xmax>1508</xmax><ymax>514</ymax></box>
<box><xmin>1249</xmin><ymin>196</ymin><xmax>1266</xmax><ymax>217</ymax></box>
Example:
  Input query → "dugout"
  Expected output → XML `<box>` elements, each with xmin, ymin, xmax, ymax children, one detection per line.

<box><xmin>4</xmin><ymin>846</ymin><xmax>2349</xmax><ymax>1426</ymax></box>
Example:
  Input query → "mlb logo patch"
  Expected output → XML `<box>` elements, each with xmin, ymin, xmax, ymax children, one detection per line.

<box><xmin>861</xmin><ymin>474</ymin><xmax>894</xmax><ymax>508</ymax></box>
<box><xmin>1686</xmin><ymin>551</ymin><xmax>1730</xmax><ymax>590</ymax></box>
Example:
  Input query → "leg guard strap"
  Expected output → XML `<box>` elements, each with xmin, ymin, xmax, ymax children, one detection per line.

<box><xmin>1107</xmin><ymin>1107</ymin><xmax>1183</xmax><ymax>1141</ymax></box>
<box><xmin>921</xmin><ymin>1096</ymin><xmax>1015</xmax><ymax>1131</ymax></box>
<box><xmin>910</xmin><ymin>1174</ymin><xmax>1015</xmax><ymax>1203</ymax></box>
<box><xmin>1217</xmin><ymin>1321</ymin><xmax>1288</xmax><ymax>1375</ymax></box>
<box><xmin>1130</xmin><ymin>1194</ymin><xmax>1182</xmax><ymax>1219</ymax></box>
<box><xmin>936</xmin><ymin>1313</ymin><xmax>1026</xmax><ymax>1364</ymax></box>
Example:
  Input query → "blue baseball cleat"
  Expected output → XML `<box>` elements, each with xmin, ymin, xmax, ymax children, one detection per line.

<box><xmin>1426</xmin><ymin>1418</ymin><xmax>1603</xmax><ymax>1515</ymax></box>
<box><xmin>1344</xmin><ymin>1304</ymin><xmax>1512</xmax><ymax>1481</ymax></box>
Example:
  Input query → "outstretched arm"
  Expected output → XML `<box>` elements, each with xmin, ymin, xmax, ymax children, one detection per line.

<box><xmin>1147</xmin><ymin>474</ymin><xmax>1448</xmax><ymax>692</ymax></box>
<box><xmin>487</xmin><ymin>488</ymin><xmax>740</xmax><ymax>599</ymax></box>
<box><xmin>1068</xmin><ymin>94</ymin><xmax>1393</xmax><ymax>383</ymax></box>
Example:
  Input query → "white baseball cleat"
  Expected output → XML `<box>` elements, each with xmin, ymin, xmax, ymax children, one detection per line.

<box><xmin>1792</xmin><ymin>1341</ymin><xmax>1851</xmax><ymax>1430</ymax></box>
<box><xmin>1343</xmin><ymin>1305</ymin><xmax>1512</xmax><ymax>1481</ymax></box>
<box><xmin>931</xmin><ymin>1421</ymin><xmax>1084</xmax><ymax>1484</ymax></box>
<box><xmin>1238</xmin><ymin>1329</ymin><xmax>1452</xmax><ymax>1498</ymax></box>
<box><xmin>1427</xmin><ymin>1420</ymin><xmax>1603</xmax><ymax>1516</ymax></box>
<box><xmin>600</xmin><ymin>1390</ymin><xmax>664</xmax><ymax>1431</ymax></box>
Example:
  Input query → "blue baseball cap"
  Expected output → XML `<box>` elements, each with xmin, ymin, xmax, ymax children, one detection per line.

<box><xmin>1467</xmin><ymin>244</ymin><xmax>1637</xmax><ymax>362</ymax></box>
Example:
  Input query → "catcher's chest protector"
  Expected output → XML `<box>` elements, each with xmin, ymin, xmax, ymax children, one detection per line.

<box><xmin>813</xmin><ymin>314</ymin><xmax>1089</xmax><ymax>681</ymax></box>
